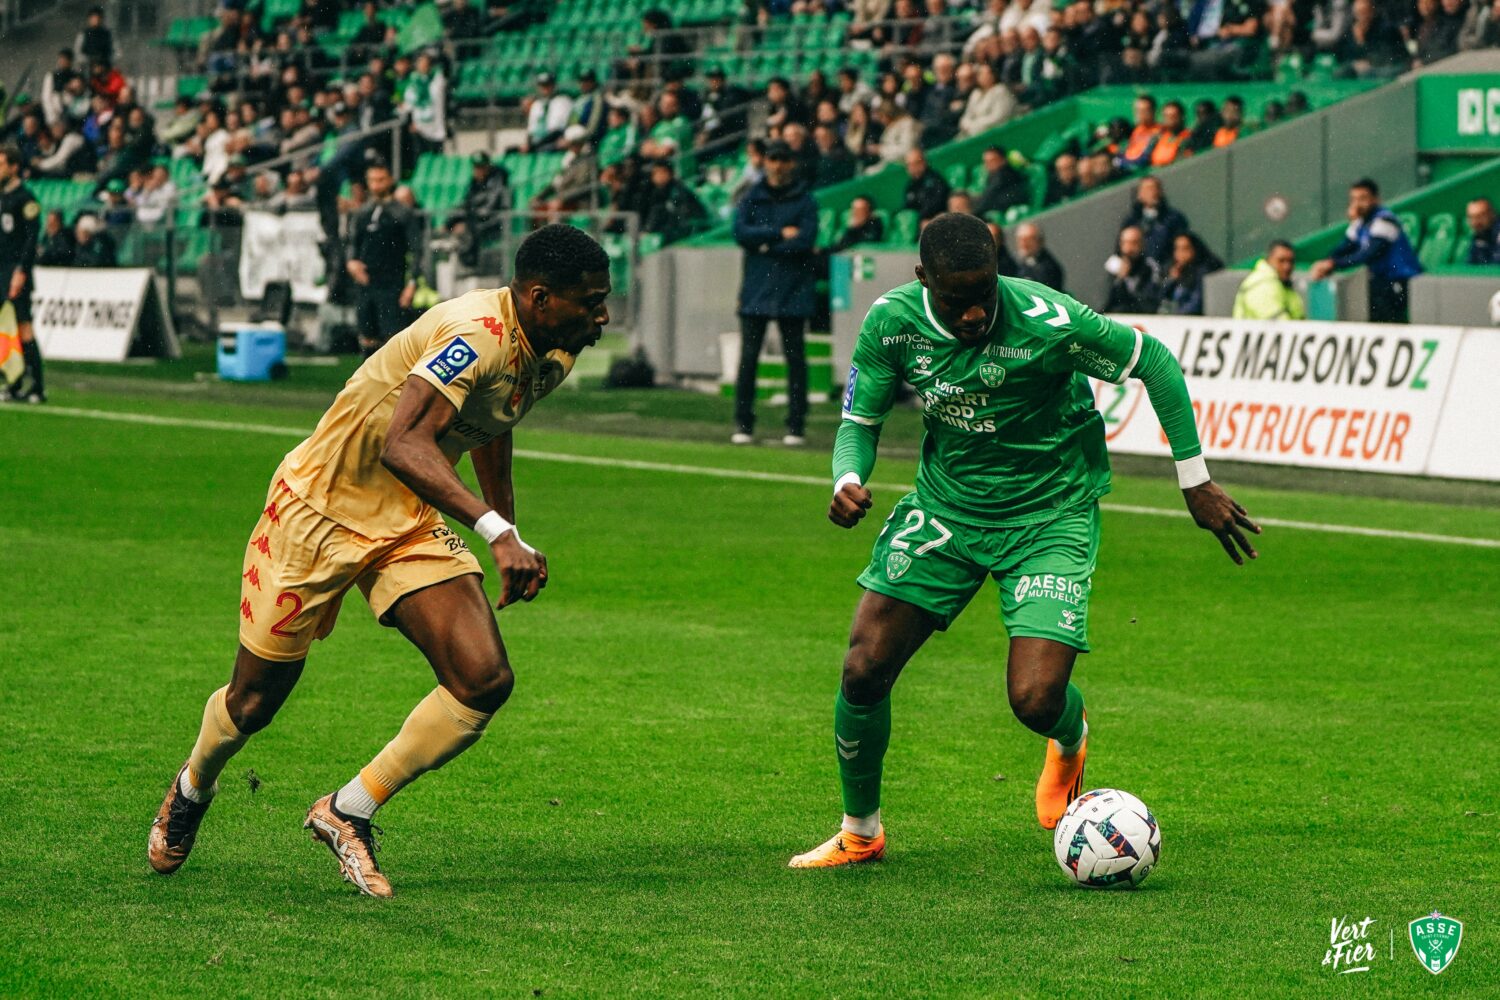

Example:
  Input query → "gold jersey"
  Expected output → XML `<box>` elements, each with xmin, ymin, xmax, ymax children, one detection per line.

<box><xmin>281</xmin><ymin>287</ymin><xmax>573</xmax><ymax>540</ymax></box>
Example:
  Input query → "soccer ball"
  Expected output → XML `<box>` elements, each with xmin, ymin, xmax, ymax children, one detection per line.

<box><xmin>1053</xmin><ymin>788</ymin><xmax>1160</xmax><ymax>888</ymax></box>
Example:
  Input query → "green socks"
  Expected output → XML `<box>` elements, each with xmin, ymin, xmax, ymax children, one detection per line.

<box><xmin>1039</xmin><ymin>682</ymin><xmax>1086</xmax><ymax>750</ymax></box>
<box><xmin>835</xmin><ymin>690</ymin><xmax>891</xmax><ymax>819</ymax></box>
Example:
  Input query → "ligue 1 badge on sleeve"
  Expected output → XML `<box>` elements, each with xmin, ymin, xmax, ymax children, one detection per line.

<box><xmin>1408</xmin><ymin>912</ymin><xmax>1462</xmax><ymax>975</ymax></box>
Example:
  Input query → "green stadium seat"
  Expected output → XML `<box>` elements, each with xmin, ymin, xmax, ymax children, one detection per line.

<box><xmin>1397</xmin><ymin>212</ymin><xmax>1423</xmax><ymax>246</ymax></box>
<box><xmin>1419</xmin><ymin>213</ymin><xmax>1457</xmax><ymax>269</ymax></box>
<box><xmin>892</xmin><ymin>209</ymin><xmax>919</xmax><ymax>245</ymax></box>
<box><xmin>971</xmin><ymin>163</ymin><xmax>990</xmax><ymax>191</ymax></box>
<box><xmin>942</xmin><ymin>163</ymin><xmax>969</xmax><ymax>193</ymax></box>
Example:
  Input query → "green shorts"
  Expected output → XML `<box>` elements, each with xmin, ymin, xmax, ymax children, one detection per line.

<box><xmin>857</xmin><ymin>493</ymin><xmax>1100</xmax><ymax>650</ymax></box>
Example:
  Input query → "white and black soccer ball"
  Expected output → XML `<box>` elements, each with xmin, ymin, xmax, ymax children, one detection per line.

<box><xmin>1053</xmin><ymin>788</ymin><xmax>1160</xmax><ymax>888</ymax></box>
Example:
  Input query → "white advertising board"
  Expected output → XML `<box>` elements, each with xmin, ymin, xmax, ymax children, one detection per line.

<box><xmin>1095</xmin><ymin>315</ymin><xmax>1464</xmax><ymax>476</ymax></box>
<box><xmin>31</xmin><ymin>266</ymin><xmax>171</xmax><ymax>362</ymax></box>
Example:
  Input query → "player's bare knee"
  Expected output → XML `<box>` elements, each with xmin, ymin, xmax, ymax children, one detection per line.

<box><xmin>1008</xmin><ymin>682</ymin><xmax>1064</xmax><ymax>734</ymax></box>
<box><xmin>841</xmin><ymin>641</ymin><xmax>895</xmax><ymax>704</ymax></box>
<box><xmin>226</xmin><ymin>685</ymin><xmax>282</xmax><ymax>734</ymax></box>
<box><xmin>446</xmin><ymin>659</ymin><xmax>514</xmax><ymax>714</ymax></box>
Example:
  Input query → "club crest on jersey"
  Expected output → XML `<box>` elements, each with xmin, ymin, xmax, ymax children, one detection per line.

<box><xmin>427</xmin><ymin>337</ymin><xmax>478</xmax><ymax>385</ymax></box>
<box><xmin>886</xmin><ymin>552</ymin><xmax>912</xmax><ymax>580</ymax></box>
<box><xmin>978</xmin><ymin>362</ymin><xmax>1006</xmax><ymax>387</ymax></box>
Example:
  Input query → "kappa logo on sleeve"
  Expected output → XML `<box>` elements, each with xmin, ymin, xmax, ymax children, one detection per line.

<box><xmin>427</xmin><ymin>337</ymin><xmax>479</xmax><ymax>385</ymax></box>
<box><xmin>843</xmin><ymin>365</ymin><xmax>859</xmax><ymax>412</ymax></box>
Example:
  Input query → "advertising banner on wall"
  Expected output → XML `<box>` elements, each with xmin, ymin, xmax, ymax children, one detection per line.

<box><xmin>1095</xmin><ymin>315</ymin><xmax>1463</xmax><ymax>476</ymax></box>
<box><xmin>31</xmin><ymin>266</ymin><xmax>179</xmax><ymax>362</ymax></box>
<box><xmin>1417</xmin><ymin>74</ymin><xmax>1500</xmax><ymax>151</ymax></box>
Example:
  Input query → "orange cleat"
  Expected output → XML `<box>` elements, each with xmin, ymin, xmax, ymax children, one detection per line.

<box><xmin>1035</xmin><ymin>723</ymin><xmax>1088</xmax><ymax>830</ymax></box>
<box><xmin>148</xmin><ymin>763</ymin><xmax>212</xmax><ymax>875</ymax></box>
<box><xmin>304</xmin><ymin>793</ymin><xmax>393</xmax><ymax>898</ymax></box>
<box><xmin>788</xmin><ymin>827</ymin><xmax>886</xmax><ymax>868</ymax></box>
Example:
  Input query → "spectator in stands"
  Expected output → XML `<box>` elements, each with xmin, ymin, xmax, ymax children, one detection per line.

<box><xmin>948</xmin><ymin>191</ymin><xmax>976</xmax><ymax>216</ymax></box>
<box><xmin>1121</xmin><ymin>177</ymin><xmax>1190</xmax><ymax>268</ymax></box>
<box><xmin>765</xmin><ymin>78</ymin><xmax>808</xmax><ymax>131</ymax></box>
<box><xmin>639</xmin><ymin>91</ymin><xmax>694</xmax><ymax>174</ymax></box>
<box><xmin>620</xmin><ymin>8</ymin><xmax>693</xmax><ymax>85</ymax></box>
<box><xmin>32</xmin><ymin>119</ymin><xmax>89</xmax><ymax>179</ymax></box>
<box><xmin>845</xmin><ymin>101</ymin><xmax>881</xmax><ymax>168</ymax></box>
<box><xmin>533</xmin><ymin>125</ymin><xmax>597</xmax><ymax>219</ymax></box>
<box><xmin>265</xmin><ymin>169</ymin><xmax>316</xmax><ymax>213</ymax></box>
<box><xmin>1460</xmin><ymin>0</ymin><xmax>1500</xmax><ymax>50</ymax></box>
<box><xmin>1151</xmin><ymin>100</ymin><xmax>1191</xmax><ymax>167</ymax></box>
<box><xmin>1213</xmin><ymin>96</ymin><xmax>1245</xmax><ymax>147</ymax></box>
<box><xmin>72</xmin><ymin>213</ymin><xmax>117</xmax><ymax>267</ymax></box>
<box><xmin>1286</xmin><ymin>91</ymin><xmax>1309</xmax><ymax>116</ymax></box>
<box><xmin>731</xmin><ymin>138</ymin><xmax>767</xmax><ymax>203</ymax></box>
<box><xmin>101</xmin><ymin>177</ymin><xmax>133</xmax><ymax>228</ymax></box>
<box><xmin>781</xmin><ymin>123</ymin><xmax>817</xmax><ymax>185</ymax></box>
<box><xmin>1309</xmin><ymin>177</ymin><xmax>1422</xmax><ymax>323</ymax></box>
<box><xmin>1233</xmin><ymin>239</ymin><xmax>1306</xmax><ymax>318</ymax></box>
<box><xmin>830</xmin><ymin>194</ymin><xmax>886</xmax><ymax>252</ymax></box>
<box><xmin>524</xmin><ymin>73</ymin><xmax>573</xmax><ymax>153</ymax></box>
<box><xmin>731</xmin><ymin>139</ymin><xmax>818</xmax><ymax>447</ymax></box>
<box><xmin>1147</xmin><ymin>4</ymin><xmax>1194</xmax><ymax>76</ymax></box>
<box><xmin>76</xmin><ymin>7</ymin><xmax>114</xmax><ymax>72</ymax></box>
<box><xmin>95</xmin><ymin>118</ymin><xmax>146</xmax><ymax>190</ymax></box>
<box><xmin>41</xmin><ymin>50</ymin><xmax>78</xmax><ymax>128</ymax></box>
<box><xmin>447</xmin><ymin>151</ymin><xmax>508</xmax><ymax>267</ymax></box>
<box><xmin>835</xmin><ymin>67</ymin><xmax>874</xmax><ymax>117</ymax></box>
<box><xmin>811</xmin><ymin>123</ymin><xmax>857</xmax><ymax>188</ymax></box>
<box><xmin>642</xmin><ymin>159</ymin><xmax>709</xmax><ymax>245</ymax></box>
<box><xmin>37</xmin><ymin>210</ymin><xmax>76</xmax><ymax>268</ymax></box>
<box><xmin>349</xmin><ymin>3</ymin><xmax>390</xmax><ymax>64</ymax></box>
<box><xmin>598</xmin><ymin>103</ymin><xmax>639</xmax><ymax>168</ymax></box>
<box><xmin>1188</xmin><ymin>0</ymin><xmax>1265</xmax><ymax>80</ymax></box>
<box><xmin>903</xmin><ymin>148</ymin><xmax>950</xmax><ymax>223</ymax></box>
<box><xmin>1337</xmin><ymin>0</ymin><xmax>1408</xmax><ymax>77</ymax></box>
<box><xmin>698</xmin><ymin>68</ymin><xmax>749</xmax><ymax>149</ymax></box>
<box><xmin>346</xmin><ymin>160</ymin><xmax>420</xmax><ymax>355</ymax></box>
<box><xmin>959</xmin><ymin>62</ymin><xmax>1016</xmax><ymax>138</ymax></box>
<box><xmin>1014</xmin><ymin>221</ymin><xmax>1066</xmax><ymax>290</ymax></box>
<box><xmin>875</xmin><ymin>100</ymin><xmax>921</xmax><ymax>167</ymax></box>
<box><xmin>444</xmin><ymin>0</ymin><xmax>483</xmax><ymax>49</ymax></box>
<box><xmin>975</xmin><ymin>145</ymin><xmax>1030</xmax><ymax>217</ymax></box>
<box><xmin>88</xmin><ymin>61</ymin><xmax>126</xmax><ymax>110</ymax></box>
<box><xmin>1159</xmin><ymin>232</ymin><xmax>1223</xmax><ymax>315</ymax></box>
<box><xmin>989</xmin><ymin>221</ymin><xmax>1020</xmax><ymax>276</ymax></box>
<box><xmin>1045</xmin><ymin>153</ymin><xmax>1079</xmax><ymax>205</ymax></box>
<box><xmin>570</xmin><ymin>70</ymin><xmax>606</xmax><ymax>141</ymax></box>
<box><xmin>917</xmin><ymin>53</ymin><xmax>966</xmax><ymax>148</ymax></box>
<box><xmin>402</xmin><ymin>50</ymin><xmax>448</xmax><ymax>158</ymax></box>
<box><xmin>1078</xmin><ymin>151</ymin><xmax>1117</xmax><ymax>194</ymax></box>
<box><xmin>1465</xmin><ymin>197</ymin><xmax>1500</xmax><ymax>263</ymax></box>
<box><xmin>58</xmin><ymin>75</ymin><xmax>91</xmax><ymax>125</ymax></box>
<box><xmin>1104</xmin><ymin>225</ymin><xmax>1162</xmax><ymax>313</ymax></box>
<box><xmin>11</xmin><ymin>114</ymin><xmax>44</xmax><ymax>166</ymax></box>
<box><xmin>1185</xmin><ymin>98</ymin><xmax>1221</xmax><ymax>153</ymax></box>
<box><xmin>1406</xmin><ymin>0</ymin><xmax>1465</xmax><ymax>66</ymax></box>
<box><xmin>134</xmin><ymin>164</ymin><xmax>177</xmax><ymax>226</ymax></box>
<box><xmin>1117</xmin><ymin>95</ymin><xmax>1163</xmax><ymax>171</ymax></box>
<box><xmin>800</xmin><ymin>70</ymin><xmax>831</xmax><ymax>118</ymax></box>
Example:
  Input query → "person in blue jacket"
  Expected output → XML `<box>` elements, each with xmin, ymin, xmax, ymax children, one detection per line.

<box><xmin>1310</xmin><ymin>178</ymin><xmax>1422</xmax><ymax>323</ymax></box>
<box><xmin>731</xmin><ymin>139</ymin><xmax>819</xmax><ymax>446</ymax></box>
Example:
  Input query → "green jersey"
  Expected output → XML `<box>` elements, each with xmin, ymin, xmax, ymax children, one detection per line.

<box><xmin>840</xmin><ymin>277</ymin><xmax>1156</xmax><ymax>526</ymax></box>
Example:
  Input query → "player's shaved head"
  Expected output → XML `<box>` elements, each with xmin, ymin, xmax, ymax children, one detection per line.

<box><xmin>512</xmin><ymin>224</ymin><xmax>612</xmax><ymax>356</ymax></box>
<box><xmin>915</xmin><ymin>213</ymin><xmax>999</xmax><ymax>345</ymax></box>
<box><xmin>514</xmin><ymin>223</ymin><xmax>611</xmax><ymax>289</ymax></box>
<box><xmin>918</xmin><ymin>212</ymin><xmax>998</xmax><ymax>279</ymax></box>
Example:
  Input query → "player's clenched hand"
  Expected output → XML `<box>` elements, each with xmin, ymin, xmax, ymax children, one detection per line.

<box><xmin>491</xmin><ymin>534</ymin><xmax>548</xmax><ymax>609</ymax></box>
<box><xmin>829</xmin><ymin>482</ymin><xmax>873</xmax><ymax>528</ymax></box>
<box><xmin>1183</xmin><ymin>481</ymin><xmax>1261</xmax><ymax>565</ymax></box>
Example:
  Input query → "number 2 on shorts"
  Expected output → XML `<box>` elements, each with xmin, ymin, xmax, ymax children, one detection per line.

<box><xmin>889</xmin><ymin>507</ymin><xmax>953</xmax><ymax>556</ymax></box>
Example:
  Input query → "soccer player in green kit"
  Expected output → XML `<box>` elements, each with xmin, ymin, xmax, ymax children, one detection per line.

<box><xmin>790</xmin><ymin>214</ymin><xmax>1260</xmax><ymax>868</ymax></box>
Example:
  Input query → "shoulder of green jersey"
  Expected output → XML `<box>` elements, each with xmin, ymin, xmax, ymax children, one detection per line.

<box><xmin>1018</xmin><ymin>292</ymin><xmax>1071</xmax><ymax>329</ymax></box>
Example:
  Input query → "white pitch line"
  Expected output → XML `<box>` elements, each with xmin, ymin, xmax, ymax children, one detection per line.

<box><xmin>8</xmin><ymin>404</ymin><xmax>1500</xmax><ymax>550</ymax></box>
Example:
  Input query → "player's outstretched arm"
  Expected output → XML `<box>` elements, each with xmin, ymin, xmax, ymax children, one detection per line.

<box><xmin>383</xmin><ymin>377</ymin><xmax>545</xmax><ymax>606</ymax></box>
<box><xmin>1129</xmin><ymin>331</ymin><xmax>1261</xmax><ymax>565</ymax></box>
<box><xmin>829</xmin><ymin>421</ymin><xmax>876</xmax><ymax>528</ymax></box>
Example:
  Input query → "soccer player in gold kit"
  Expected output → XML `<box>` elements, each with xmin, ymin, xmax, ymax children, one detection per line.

<box><xmin>148</xmin><ymin>225</ymin><xmax>611</xmax><ymax>897</ymax></box>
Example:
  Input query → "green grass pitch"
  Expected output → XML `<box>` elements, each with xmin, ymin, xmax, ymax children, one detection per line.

<box><xmin>1</xmin><ymin>381</ymin><xmax>1496</xmax><ymax>997</ymax></box>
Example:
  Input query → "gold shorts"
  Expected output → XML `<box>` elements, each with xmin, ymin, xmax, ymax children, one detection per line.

<box><xmin>238</xmin><ymin>469</ymin><xmax>483</xmax><ymax>662</ymax></box>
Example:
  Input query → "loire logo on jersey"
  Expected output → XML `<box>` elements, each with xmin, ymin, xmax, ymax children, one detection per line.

<box><xmin>1409</xmin><ymin>913</ymin><xmax>1462</xmax><ymax>975</ymax></box>
<box><xmin>427</xmin><ymin>337</ymin><xmax>479</xmax><ymax>385</ymax></box>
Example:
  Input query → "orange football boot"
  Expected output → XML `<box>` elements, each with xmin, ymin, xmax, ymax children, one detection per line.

<box><xmin>304</xmin><ymin>793</ymin><xmax>393</xmax><ymax>898</ymax></box>
<box><xmin>788</xmin><ymin>827</ymin><xmax>886</xmax><ymax>868</ymax></box>
<box><xmin>1035</xmin><ymin>720</ymin><xmax>1087</xmax><ymax>830</ymax></box>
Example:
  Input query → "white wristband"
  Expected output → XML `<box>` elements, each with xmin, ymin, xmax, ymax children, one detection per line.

<box><xmin>474</xmin><ymin>510</ymin><xmax>514</xmax><ymax>544</ymax></box>
<box><xmin>834</xmin><ymin>472</ymin><xmax>863</xmax><ymax>495</ymax></box>
<box><xmin>1176</xmin><ymin>455</ymin><xmax>1210</xmax><ymax>490</ymax></box>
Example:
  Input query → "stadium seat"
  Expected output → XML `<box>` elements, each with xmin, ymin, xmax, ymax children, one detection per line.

<box><xmin>942</xmin><ymin>163</ymin><xmax>969</xmax><ymax>192</ymax></box>
<box><xmin>1397</xmin><ymin>212</ymin><xmax>1423</xmax><ymax>247</ymax></box>
<box><xmin>1419</xmin><ymin>213</ymin><xmax>1457</xmax><ymax>269</ymax></box>
<box><xmin>892</xmin><ymin>209</ymin><xmax>919</xmax><ymax>245</ymax></box>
